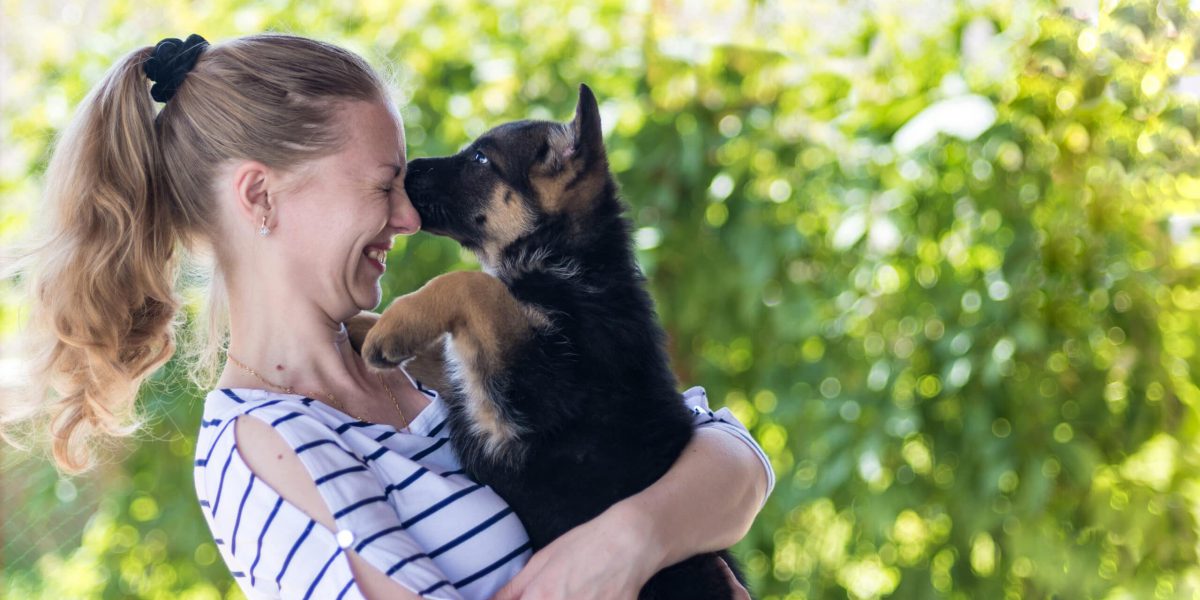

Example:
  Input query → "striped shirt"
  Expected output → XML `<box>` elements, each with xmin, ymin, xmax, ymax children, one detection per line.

<box><xmin>194</xmin><ymin>376</ymin><xmax>775</xmax><ymax>600</ymax></box>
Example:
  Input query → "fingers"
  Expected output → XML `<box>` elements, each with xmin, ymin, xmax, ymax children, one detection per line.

<box><xmin>491</xmin><ymin>568</ymin><xmax>529</xmax><ymax>600</ymax></box>
<box><xmin>490</xmin><ymin>583</ymin><xmax>517</xmax><ymax>600</ymax></box>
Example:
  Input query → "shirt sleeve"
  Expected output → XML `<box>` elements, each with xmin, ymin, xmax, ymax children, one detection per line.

<box><xmin>195</xmin><ymin>401</ymin><xmax>465</xmax><ymax>600</ymax></box>
<box><xmin>682</xmin><ymin>386</ymin><xmax>776</xmax><ymax>507</ymax></box>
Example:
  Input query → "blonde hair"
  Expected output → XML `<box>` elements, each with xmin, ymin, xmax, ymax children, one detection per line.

<box><xmin>1</xmin><ymin>34</ymin><xmax>390</xmax><ymax>473</ymax></box>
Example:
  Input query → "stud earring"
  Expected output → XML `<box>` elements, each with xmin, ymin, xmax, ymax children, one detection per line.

<box><xmin>258</xmin><ymin>215</ymin><xmax>270</xmax><ymax>237</ymax></box>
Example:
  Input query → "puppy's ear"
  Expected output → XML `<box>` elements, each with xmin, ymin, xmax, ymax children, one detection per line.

<box><xmin>569</xmin><ymin>83</ymin><xmax>604</xmax><ymax>161</ymax></box>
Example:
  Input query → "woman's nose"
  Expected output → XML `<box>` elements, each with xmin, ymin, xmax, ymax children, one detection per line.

<box><xmin>391</xmin><ymin>186</ymin><xmax>421</xmax><ymax>234</ymax></box>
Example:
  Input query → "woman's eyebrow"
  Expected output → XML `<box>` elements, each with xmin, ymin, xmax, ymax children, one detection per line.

<box><xmin>378</xmin><ymin>163</ymin><xmax>403</xmax><ymax>177</ymax></box>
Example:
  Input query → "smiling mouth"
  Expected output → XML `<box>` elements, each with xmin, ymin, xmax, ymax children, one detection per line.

<box><xmin>363</xmin><ymin>247</ymin><xmax>387</xmax><ymax>272</ymax></box>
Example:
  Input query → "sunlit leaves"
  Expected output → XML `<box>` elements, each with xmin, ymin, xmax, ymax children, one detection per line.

<box><xmin>4</xmin><ymin>0</ymin><xmax>1200</xmax><ymax>598</ymax></box>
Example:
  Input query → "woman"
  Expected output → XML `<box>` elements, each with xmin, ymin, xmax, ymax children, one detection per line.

<box><xmin>4</xmin><ymin>33</ymin><xmax>773</xmax><ymax>599</ymax></box>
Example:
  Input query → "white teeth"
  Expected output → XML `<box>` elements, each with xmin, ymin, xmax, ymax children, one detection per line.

<box><xmin>366</xmin><ymin>248</ymin><xmax>387</xmax><ymax>263</ymax></box>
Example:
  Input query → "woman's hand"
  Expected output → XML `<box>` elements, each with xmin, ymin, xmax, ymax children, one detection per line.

<box><xmin>490</xmin><ymin>507</ymin><xmax>754</xmax><ymax>600</ymax></box>
<box><xmin>490</xmin><ymin>502</ymin><xmax>659</xmax><ymax>600</ymax></box>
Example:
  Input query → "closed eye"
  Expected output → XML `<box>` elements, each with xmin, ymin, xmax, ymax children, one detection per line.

<box><xmin>377</xmin><ymin>167</ymin><xmax>402</xmax><ymax>196</ymax></box>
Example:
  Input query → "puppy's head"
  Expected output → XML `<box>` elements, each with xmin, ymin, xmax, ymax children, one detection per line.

<box><xmin>405</xmin><ymin>84</ymin><xmax>609</xmax><ymax>266</ymax></box>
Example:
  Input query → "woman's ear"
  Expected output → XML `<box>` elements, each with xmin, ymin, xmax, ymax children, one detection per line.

<box><xmin>231</xmin><ymin>160</ymin><xmax>274</xmax><ymax>229</ymax></box>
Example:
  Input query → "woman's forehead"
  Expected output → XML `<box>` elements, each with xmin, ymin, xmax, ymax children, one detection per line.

<box><xmin>337</xmin><ymin>101</ymin><xmax>406</xmax><ymax>165</ymax></box>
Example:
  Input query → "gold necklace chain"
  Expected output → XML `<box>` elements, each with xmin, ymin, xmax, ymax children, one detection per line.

<box><xmin>226</xmin><ymin>352</ymin><xmax>408</xmax><ymax>430</ymax></box>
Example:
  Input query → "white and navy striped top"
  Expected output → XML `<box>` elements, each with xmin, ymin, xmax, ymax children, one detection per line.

<box><xmin>194</xmin><ymin>378</ymin><xmax>775</xmax><ymax>600</ymax></box>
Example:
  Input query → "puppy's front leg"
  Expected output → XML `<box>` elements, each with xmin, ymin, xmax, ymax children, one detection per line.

<box><xmin>351</xmin><ymin>308</ymin><xmax>450</xmax><ymax>393</ymax></box>
<box><xmin>362</xmin><ymin>278</ymin><xmax>458</xmax><ymax>370</ymax></box>
<box><xmin>362</xmin><ymin>271</ymin><xmax>535</xmax><ymax>372</ymax></box>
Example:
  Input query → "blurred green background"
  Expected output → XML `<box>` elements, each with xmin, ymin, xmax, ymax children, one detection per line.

<box><xmin>3</xmin><ymin>0</ymin><xmax>1200</xmax><ymax>598</ymax></box>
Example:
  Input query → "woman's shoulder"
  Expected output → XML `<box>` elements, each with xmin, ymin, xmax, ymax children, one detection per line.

<box><xmin>196</xmin><ymin>388</ymin><xmax>356</xmax><ymax>465</ymax></box>
<box><xmin>200</xmin><ymin>387</ymin><xmax>368</xmax><ymax>435</ymax></box>
<box><xmin>202</xmin><ymin>386</ymin><xmax>318</xmax><ymax>418</ymax></box>
<box><xmin>200</xmin><ymin>387</ymin><xmax>291</xmax><ymax>422</ymax></box>
<box><xmin>197</xmin><ymin>385</ymin><xmax>453</xmax><ymax>469</ymax></box>
<box><xmin>202</xmin><ymin>383</ymin><xmax>445</xmax><ymax>435</ymax></box>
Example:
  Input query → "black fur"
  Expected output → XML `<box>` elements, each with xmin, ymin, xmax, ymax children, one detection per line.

<box><xmin>404</xmin><ymin>85</ymin><xmax>747</xmax><ymax>599</ymax></box>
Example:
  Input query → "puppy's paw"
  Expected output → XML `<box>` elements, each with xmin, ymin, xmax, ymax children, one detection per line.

<box><xmin>361</xmin><ymin>298</ymin><xmax>444</xmax><ymax>369</ymax></box>
<box><xmin>362</xmin><ymin>328</ymin><xmax>417</xmax><ymax>369</ymax></box>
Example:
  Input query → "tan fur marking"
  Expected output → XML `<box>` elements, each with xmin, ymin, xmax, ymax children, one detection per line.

<box><xmin>532</xmin><ymin>169</ymin><xmax>567</xmax><ymax>210</ymax></box>
<box><xmin>444</xmin><ymin>335</ymin><xmax>525</xmax><ymax>457</ymax></box>
<box><xmin>528</xmin><ymin>124</ymin><xmax>583</xmax><ymax>213</ymax></box>
<box><xmin>480</xmin><ymin>183</ymin><xmax>535</xmax><ymax>264</ymax></box>
<box><xmin>567</xmin><ymin>170</ymin><xmax>606</xmax><ymax>209</ymax></box>
<box><xmin>529</xmin><ymin>124</ymin><xmax>607</xmax><ymax>214</ymax></box>
<box><xmin>448</xmin><ymin>271</ymin><xmax>534</xmax><ymax>361</ymax></box>
<box><xmin>532</xmin><ymin>166</ymin><xmax>605</xmax><ymax>216</ymax></box>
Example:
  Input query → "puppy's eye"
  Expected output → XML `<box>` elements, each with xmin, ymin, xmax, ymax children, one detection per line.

<box><xmin>473</xmin><ymin>150</ymin><xmax>489</xmax><ymax>165</ymax></box>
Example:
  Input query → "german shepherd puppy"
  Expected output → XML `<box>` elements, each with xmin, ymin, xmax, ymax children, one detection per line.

<box><xmin>354</xmin><ymin>85</ymin><xmax>744</xmax><ymax>599</ymax></box>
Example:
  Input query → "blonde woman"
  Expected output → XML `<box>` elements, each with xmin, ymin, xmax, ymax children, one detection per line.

<box><xmin>4</xmin><ymin>33</ymin><xmax>772</xmax><ymax>599</ymax></box>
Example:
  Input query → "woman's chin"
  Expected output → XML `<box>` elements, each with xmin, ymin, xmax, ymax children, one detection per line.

<box><xmin>361</xmin><ymin>288</ymin><xmax>384</xmax><ymax>312</ymax></box>
<box><xmin>352</xmin><ymin>274</ymin><xmax>384</xmax><ymax>311</ymax></box>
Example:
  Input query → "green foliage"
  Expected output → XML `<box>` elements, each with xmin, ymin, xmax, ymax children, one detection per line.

<box><xmin>3</xmin><ymin>1</ymin><xmax>1199</xmax><ymax>598</ymax></box>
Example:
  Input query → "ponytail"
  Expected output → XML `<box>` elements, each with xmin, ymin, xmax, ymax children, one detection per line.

<box><xmin>2</xmin><ymin>33</ymin><xmax>391</xmax><ymax>473</ymax></box>
<box><xmin>3</xmin><ymin>46</ymin><xmax>183</xmax><ymax>473</ymax></box>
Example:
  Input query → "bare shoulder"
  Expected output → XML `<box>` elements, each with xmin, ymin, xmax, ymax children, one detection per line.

<box><xmin>233</xmin><ymin>414</ymin><xmax>337</xmax><ymax>527</ymax></box>
<box><xmin>232</xmin><ymin>414</ymin><xmax>424</xmax><ymax>600</ymax></box>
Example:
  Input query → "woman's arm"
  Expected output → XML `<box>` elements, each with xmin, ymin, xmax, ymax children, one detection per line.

<box><xmin>619</xmin><ymin>426</ymin><xmax>769</xmax><ymax>570</ymax></box>
<box><xmin>492</xmin><ymin>426</ymin><xmax>769</xmax><ymax>599</ymax></box>
<box><xmin>235</xmin><ymin>415</ymin><xmax>428</xmax><ymax>600</ymax></box>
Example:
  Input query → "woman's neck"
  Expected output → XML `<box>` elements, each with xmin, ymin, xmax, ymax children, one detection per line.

<box><xmin>219</xmin><ymin>303</ymin><xmax>358</xmax><ymax>391</ymax></box>
<box><xmin>215</xmin><ymin>294</ymin><xmax>432</xmax><ymax>427</ymax></box>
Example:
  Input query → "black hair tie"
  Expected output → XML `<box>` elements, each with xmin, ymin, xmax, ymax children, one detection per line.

<box><xmin>143</xmin><ymin>33</ymin><xmax>209</xmax><ymax>103</ymax></box>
